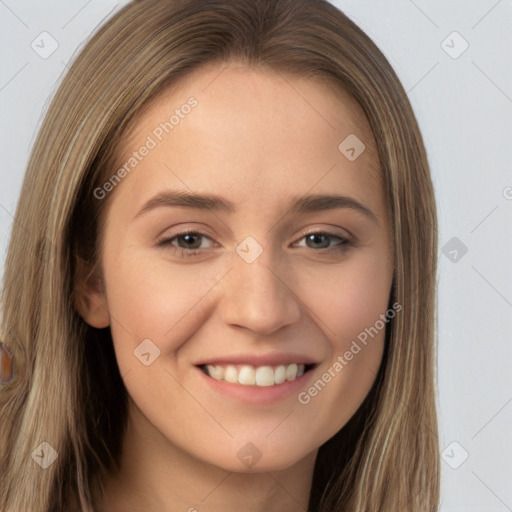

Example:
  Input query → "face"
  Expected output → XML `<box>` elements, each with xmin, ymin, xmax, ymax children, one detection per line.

<box><xmin>79</xmin><ymin>63</ymin><xmax>394</xmax><ymax>473</ymax></box>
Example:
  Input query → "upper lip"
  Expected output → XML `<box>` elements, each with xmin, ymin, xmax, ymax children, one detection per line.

<box><xmin>195</xmin><ymin>353</ymin><xmax>319</xmax><ymax>367</ymax></box>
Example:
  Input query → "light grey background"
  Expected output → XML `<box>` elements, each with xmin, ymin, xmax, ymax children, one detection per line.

<box><xmin>1</xmin><ymin>1</ymin><xmax>511</xmax><ymax>510</ymax></box>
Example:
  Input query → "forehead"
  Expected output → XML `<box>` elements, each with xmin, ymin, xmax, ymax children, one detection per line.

<box><xmin>110</xmin><ymin>62</ymin><xmax>385</xmax><ymax>221</ymax></box>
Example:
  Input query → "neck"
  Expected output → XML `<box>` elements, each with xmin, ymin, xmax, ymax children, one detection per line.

<box><xmin>96</xmin><ymin>399</ymin><xmax>317</xmax><ymax>512</ymax></box>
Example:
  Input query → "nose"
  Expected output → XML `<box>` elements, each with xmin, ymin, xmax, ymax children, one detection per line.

<box><xmin>218</xmin><ymin>245</ymin><xmax>302</xmax><ymax>336</ymax></box>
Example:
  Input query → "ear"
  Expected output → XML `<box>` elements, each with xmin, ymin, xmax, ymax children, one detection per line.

<box><xmin>73</xmin><ymin>257</ymin><xmax>110</xmax><ymax>329</ymax></box>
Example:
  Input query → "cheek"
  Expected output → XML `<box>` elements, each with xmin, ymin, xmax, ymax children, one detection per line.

<box><xmin>300</xmin><ymin>249</ymin><xmax>393</xmax><ymax>350</ymax></box>
<box><xmin>103</xmin><ymin>248</ymin><xmax>228</xmax><ymax>366</ymax></box>
<box><xmin>290</xmin><ymin>251</ymin><xmax>392</xmax><ymax>436</ymax></box>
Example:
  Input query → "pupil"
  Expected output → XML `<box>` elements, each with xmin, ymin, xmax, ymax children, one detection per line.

<box><xmin>308</xmin><ymin>234</ymin><xmax>328</xmax><ymax>248</ymax></box>
<box><xmin>182</xmin><ymin>234</ymin><xmax>200</xmax><ymax>248</ymax></box>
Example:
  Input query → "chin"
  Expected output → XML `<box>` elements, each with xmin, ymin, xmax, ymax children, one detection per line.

<box><xmin>195</xmin><ymin>439</ymin><xmax>316</xmax><ymax>474</ymax></box>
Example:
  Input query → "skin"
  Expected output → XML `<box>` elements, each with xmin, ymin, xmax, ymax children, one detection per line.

<box><xmin>76</xmin><ymin>62</ymin><xmax>394</xmax><ymax>512</ymax></box>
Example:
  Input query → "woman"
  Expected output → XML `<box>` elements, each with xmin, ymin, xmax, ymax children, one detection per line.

<box><xmin>0</xmin><ymin>0</ymin><xmax>440</xmax><ymax>510</ymax></box>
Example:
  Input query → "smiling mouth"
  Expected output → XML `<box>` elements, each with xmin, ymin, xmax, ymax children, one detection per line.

<box><xmin>200</xmin><ymin>363</ymin><xmax>316</xmax><ymax>387</ymax></box>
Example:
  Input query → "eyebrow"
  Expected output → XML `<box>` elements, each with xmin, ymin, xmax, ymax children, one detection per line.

<box><xmin>134</xmin><ymin>190</ymin><xmax>378</xmax><ymax>223</ymax></box>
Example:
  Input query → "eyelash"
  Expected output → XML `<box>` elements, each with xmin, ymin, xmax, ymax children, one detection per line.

<box><xmin>156</xmin><ymin>230</ymin><xmax>353</xmax><ymax>258</ymax></box>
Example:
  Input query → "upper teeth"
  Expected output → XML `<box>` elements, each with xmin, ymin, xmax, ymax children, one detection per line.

<box><xmin>204</xmin><ymin>363</ymin><xmax>306</xmax><ymax>386</ymax></box>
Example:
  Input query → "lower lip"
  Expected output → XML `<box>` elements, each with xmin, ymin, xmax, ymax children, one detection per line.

<box><xmin>196</xmin><ymin>366</ymin><xmax>316</xmax><ymax>405</ymax></box>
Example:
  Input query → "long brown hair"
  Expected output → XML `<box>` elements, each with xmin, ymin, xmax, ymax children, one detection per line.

<box><xmin>0</xmin><ymin>1</ymin><xmax>440</xmax><ymax>510</ymax></box>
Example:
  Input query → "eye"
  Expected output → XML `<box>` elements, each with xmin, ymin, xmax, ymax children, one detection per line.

<box><xmin>156</xmin><ymin>231</ymin><xmax>216</xmax><ymax>257</ymax></box>
<box><xmin>156</xmin><ymin>229</ymin><xmax>353</xmax><ymax>259</ymax></box>
<box><xmin>294</xmin><ymin>231</ymin><xmax>352</xmax><ymax>253</ymax></box>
